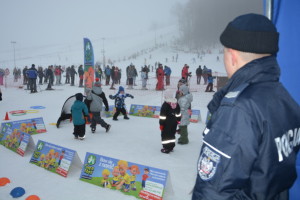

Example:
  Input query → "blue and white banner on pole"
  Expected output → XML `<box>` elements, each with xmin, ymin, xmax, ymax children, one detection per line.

<box><xmin>83</xmin><ymin>38</ymin><xmax>95</xmax><ymax>90</ymax></box>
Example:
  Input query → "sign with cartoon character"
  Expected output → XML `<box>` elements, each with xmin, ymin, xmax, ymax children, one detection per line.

<box><xmin>129</xmin><ymin>104</ymin><xmax>161</xmax><ymax>118</ymax></box>
<box><xmin>0</xmin><ymin>122</ymin><xmax>32</xmax><ymax>156</ymax></box>
<box><xmin>129</xmin><ymin>104</ymin><xmax>201</xmax><ymax>123</ymax></box>
<box><xmin>0</xmin><ymin>117</ymin><xmax>46</xmax><ymax>135</ymax></box>
<box><xmin>29</xmin><ymin>140</ymin><xmax>76</xmax><ymax>177</ymax></box>
<box><xmin>189</xmin><ymin>109</ymin><xmax>201</xmax><ymax>123</ymax></box>
<box><xmin>103</xmin><ymin>105</ymin><xmax>117</xmax><ymax>118</ymax></box>
<box><xmin>80</xmin><ymin>152</ymin><xmax>169</xmax><ymax>200</ymax></box>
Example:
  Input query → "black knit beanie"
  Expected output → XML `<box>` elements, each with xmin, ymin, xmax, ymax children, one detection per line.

<box><xmin>75</xmin><ymin>93</ymin><xmax>83</xmax><ymax>101</ymax></box>
<box><xmin>220</xmin><ymin>13</ymin><xmax>279</xmax><ymax>54</ymax></box>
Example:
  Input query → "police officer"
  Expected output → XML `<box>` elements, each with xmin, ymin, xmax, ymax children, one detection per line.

<box><xmin>192</xmin><ymin>13</ymin><xmax>300</xmax><ymax>200</ymax></box>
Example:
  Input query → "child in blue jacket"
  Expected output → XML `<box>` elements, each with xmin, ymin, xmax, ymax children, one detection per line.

<box><xmin>109</xmin><ymin>86</ymin><xmax>134</xmax><ymax>120</ymax></box>
<box><xmin>71</xmin><ymin>93</ymin><xmax>90</xmax><ymax>140</ymax></box>
<box><xmin>205</xmin><ymin>72</ymin><xmax>215</xmax><ymax>92</ymax></box>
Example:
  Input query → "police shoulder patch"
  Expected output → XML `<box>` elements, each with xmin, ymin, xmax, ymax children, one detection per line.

<box><xmin>222</xmin><ymin>83</ymin><xmax>249</xmax><ymax>105</ymax></box>
<box><xmin>198</xmin><ymin>146</ymin><xmax>221</xmax><ymax>181</ymax></box>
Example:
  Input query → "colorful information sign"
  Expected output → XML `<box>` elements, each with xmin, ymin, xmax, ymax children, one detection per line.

<box><xmin>0</xmin><ymin>122</ymin><xmax>32</xmax><ymax>156</ymax></box>
<box><xmin>1</xmin><ymin>117</ymin><xmax>46</xmax><ymax>135</ymax></box>
<box><xmin>129</xmin><ymin>104</ymin><xmax>201</xmax><ymax>123</ymax></box>
<box><xmin>29</xmin><ymin>140</ymin><xmax>77</xmax><ymax>177</ymax></box>
<box><xmin>103</xmin><ymin>105</ymin><xmax>117</xmax><ymax>118</ymax></box>
<box><xmin>129</xmin><ymin>104</ymin><xmax>161</xmax><ymax>118</ymax></box>
<box><xmin>189</xmin><ymin>109</ymin><xmax>201</xmax><ymax>123</ymax></box>
<box><xmin>80</xmin><ymin>152</ymin><xmax>169</xmax><ymax>200</ymax></box>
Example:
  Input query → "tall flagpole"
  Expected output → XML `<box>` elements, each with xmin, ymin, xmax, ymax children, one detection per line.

<box><xmin>265</xmin><ymin>0</ymin><xmax>273</xmax><ymax>20</ymax></box>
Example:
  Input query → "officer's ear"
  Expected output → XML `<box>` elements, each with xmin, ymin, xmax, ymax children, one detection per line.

<box><xmin>228</xmin><ymin>48</ymin><xmax>239</xmax><ymax>67</ymax></box>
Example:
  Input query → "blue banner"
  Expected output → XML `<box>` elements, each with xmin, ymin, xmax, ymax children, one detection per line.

<box><xmin>83</xmin><ymin>38</ymin><xmax>95</xmax><ymax>89</ymax></box>
<box><xmin>271</xmin><ymin>1</ymin><xmax>300</xmax><ymax>199</ymax></box>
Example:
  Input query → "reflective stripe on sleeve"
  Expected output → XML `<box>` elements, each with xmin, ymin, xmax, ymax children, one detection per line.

<box><xmin>203</xmin><ymin>128</ymin><xmax>210</xmax><ymax>135</ymax></box>
<box><xmin>162</xmin><ymin>139</ymin><xmax>176</xmax><ymax>144</ymax></box>
<box><xmin>203</xmin><ymin>140</ymin><xmax>231</xmax><ymax>159</ymax></box>
<box><xmin>175</xmin><ymin>113</ymin><xmax>181</xmax><ymax>117</ymax></box>
<box><xmin>159</xmin><ymin>116</ymin><xmax>167</xmax><ymax>120</ymax></box>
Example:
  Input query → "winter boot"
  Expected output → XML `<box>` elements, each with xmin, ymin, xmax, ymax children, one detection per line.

<box><xmin>105</xmin><ymin>124</ymin><xmax>111</xmax><ymax>133</ymax></box>
<box><xmin>56</xmin><ymin>119</ymin><xmax>61</xmax><ymax>128</ymax></box>
<box><xmin>178</xmin><ymin>126</ymin><xmax>189</xmax><ymax>144</ymax></box>
<box><xmin>124</xmin><ymin>115</ymin><xmax>130</xmax><ymax>120</ymax></box>
<box><xmin>78</xmin><ymin>135</ymin><xmax>86</xmax><ymax>140</ymax></box>
<box><xmin>90</xmin><ymin>125</ymin><xmax>96</xmax><ymax>133</ymax></box>
<box><xmin>161</xmin><ymin>148</ymin><xmax>172</xmax><ymax>154</ymax></box>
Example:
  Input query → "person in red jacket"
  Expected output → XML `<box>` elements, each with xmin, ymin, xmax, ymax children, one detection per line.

<box><xmin>156</xmin><ymin>64</ymin><xmax>164</xmax><ymax>90</ymax></box>
<box><xmin>181</xmin><ymin>64</ymin><xmax>191</xmax><ymax>81</ymax></box>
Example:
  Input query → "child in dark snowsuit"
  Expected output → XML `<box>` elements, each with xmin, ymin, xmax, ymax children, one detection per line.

<box><xmin>71</xmin><ymin>93</ymin><xmax>90</xmax><ymax>140</ymax></box>
<box><xmin>109</xmin><ymin>86</ymin><xmax>134</xmax><ymax>120</ymax></box>
<box><xmin>159</xmin><ymin>90</ymin><xmax>181</xmax><ymax>153</ymax></box>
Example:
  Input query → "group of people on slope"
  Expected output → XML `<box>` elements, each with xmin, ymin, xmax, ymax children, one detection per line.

<box><xmin>155</xmin><ymin>63</ymin><xmax>188</xmax><ymax>91</ymax></box>
<box><xmin>20</xmin><ymin>64</ymin><xmax>84</xmax><ymax>92</ymax></box>
<box><xmin>69</xmin><ymin>70</ymin><xmax>193</xmax><ymax>154</ymax></box>
<box><xmin>195</xmin><ymin>65</ymin><xmax>215</xmax><ymax>92</ymax></box>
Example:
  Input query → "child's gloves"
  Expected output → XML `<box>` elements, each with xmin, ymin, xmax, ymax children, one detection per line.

<box><xmin>86</xmin><ymin>115</ymin><xmax>91</xmax><ymax>123</ymax></box>
<box><xmin>177</xmin><ymin>121</ymin><xmax>181</xmax><ymax>124</ymax></box>
<box><xmin>105</xmin><ymin>107</ymin><xmax>109</xmax><ymax>112</ymax></box>
<box><xmin>160</xmin><ymin>125</ymin><xmax>164</xmax><ymax>131</ymax></box>
<box><xmin>131</xmin><ymin>96</ymin><xmax>134</xmax><ymax>99</ymax></box>
<box><xmin>109</xmin><ymin>95</ymin><xmax>113</xmax><ymax>99</ymax></box>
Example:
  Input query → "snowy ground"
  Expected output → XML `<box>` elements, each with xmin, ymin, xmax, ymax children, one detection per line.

<box><xmin>0</xmin><ymin>47</ymin><xmax>224</xmax><ymax>200</ymax></box>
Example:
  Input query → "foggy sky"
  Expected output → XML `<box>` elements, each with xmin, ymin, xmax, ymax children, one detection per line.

<box><xmin>0</xmin><ymin>0</ymin><xmax>188</xmax><ymax>67</ymax></box>
<box><xmin>0</xmin><ymin>0</ymin><xmax>263</xmax><ymax>68</ymax></box>
<box><xmin>176</xmin><ymin>0</ymin><xmax>263</xmax><ymax>48</ymax></box>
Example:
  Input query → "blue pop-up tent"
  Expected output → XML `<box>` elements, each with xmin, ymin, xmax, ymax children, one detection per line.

<box><xmin>267</xmin><ymin>0</ymin><xmax>300</xmax><ymax>199</ymax></box>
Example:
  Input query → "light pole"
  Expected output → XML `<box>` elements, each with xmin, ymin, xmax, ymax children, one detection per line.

<box><xmin>11</xmin><ymin>41</ymin><xmax>16</xmax><ymax>68</ymax></box>
<box><xmin>101</xmin><ymin>37</ymin><xmax>105</xmax><ymax>67</ymax></box>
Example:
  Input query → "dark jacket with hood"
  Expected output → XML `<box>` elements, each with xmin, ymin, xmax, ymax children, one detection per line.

<box><xmin>71</xmin><ymin>94</ymin><xmax>89</xmax><ymax>125</ymax></box>
<box><xmin>192</xmin><ymin>56</ymin><xmax>300</xmax><ymax>200</ymax></box>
